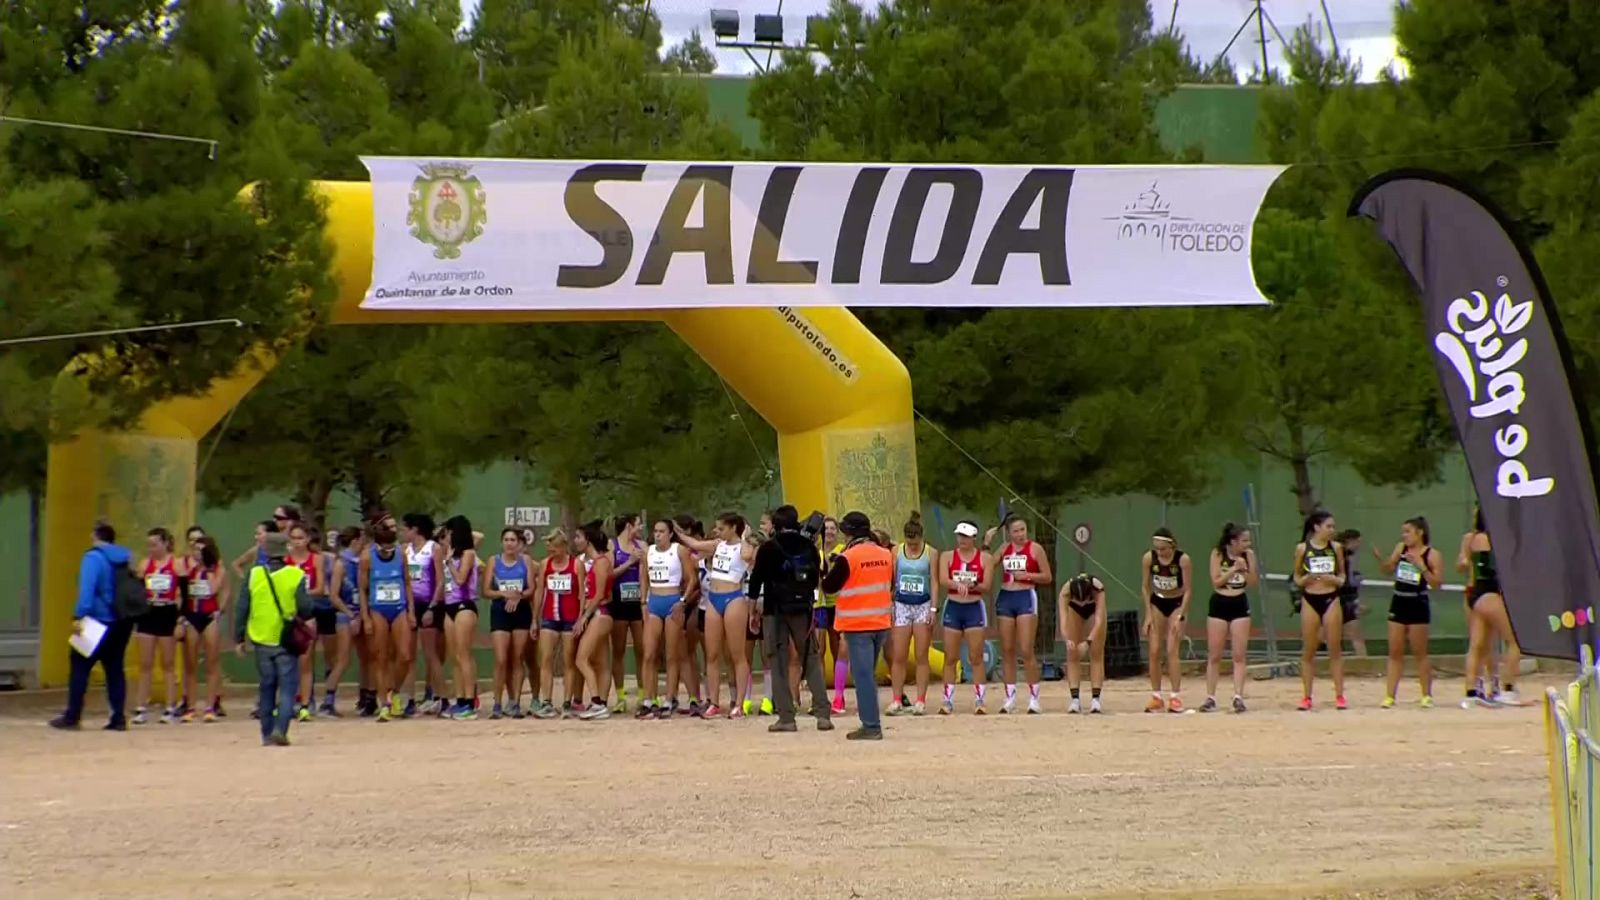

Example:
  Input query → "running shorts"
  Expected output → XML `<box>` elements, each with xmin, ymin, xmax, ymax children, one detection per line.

<box><xmin>893</xmin><ymin>600</ymin><xmax>935</xmax><ymax>627</ymax></box>
<box><xmin>646</xmin><ymin>594</ymin><xmax>679</xmax><ymax>621</ymax></box>
<box><xmin>137</xmin><ymin>604</ymin><xmax>179</xmax><ymax>637</ymax></box>
<box><xmin>490</xmin><ymin>599</ymin><xmax>534</xmax><ymax>632</ymax></box>
<box><xmin>1302</xmin><ymin>591</ymin><xmax>1338</xmax><ymax>619</ymax></box>
<box><xmin>1207</xmin><ymin>593</ymin><xmax>1249</xmax><ymax>622</ymax></box>
<box><xmin>1388</xmin><ymin>595</ymin><xmax>1431</xmax><ymax>626</ymax></box>
<box><xmin>443</xmin><ymin>601</ymin><xmax>478</xmax><ymax>621</ymax></box>
<box><xmin>941</xmin><ymin>600</ymin><xmax>986</xmax><ymax>631</ymax></box>
<box><xmin>813</xmin><ymin>606</ymin><xmax>836</xmax><ymax>630</ymax></box>
<box><xmin>996</xmin><ymin>588</ymin><xmax>1037</xmax><ymax>618</ymax></box>
<box><xmin>314</xmin><ymin>608</ymin><xmax>339</xmax><ymax>636</ymax></box>
<box><xmin>182</xmin><ymin>611</ymin><xmax>214</xmax><ymax>635</ymax></box>
<box><xmin>1150</xmin><ymin>596</ymin><xmax>1183</xmax><ymax>618</ymax></box>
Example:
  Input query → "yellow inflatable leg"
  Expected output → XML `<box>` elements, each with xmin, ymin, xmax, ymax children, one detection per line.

<box><xmin>822</xmin><ymin>639</ymin><xmax>948</xmax><ymax>687</ymax></box>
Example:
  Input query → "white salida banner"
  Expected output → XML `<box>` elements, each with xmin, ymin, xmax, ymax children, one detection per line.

<box><xmin>360</xmin><ymin>157</ymin><xmax>1286</xmax><ymax>311</ymax></box>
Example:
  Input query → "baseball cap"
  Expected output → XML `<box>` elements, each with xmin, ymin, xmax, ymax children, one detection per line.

<box><xmin>840</xmin><ymin>511</ymin><xmax>872</xmax><ymax>538</ymax></box>
<box><xmin>954</xmin><ymin>522</ymin><xmax>979</xmax><ymax>538</ymax></box>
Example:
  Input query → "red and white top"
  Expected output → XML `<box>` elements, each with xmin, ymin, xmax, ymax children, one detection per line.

<box><xmin>542</xmin><ymin>556</ymin><xmax>580</xmax><ymax>623</ymax></box>
<box><xmin>1000</xmin><ymin>542</ymin><xmax>1041</xmax><ymax>588</ymax></box>
<box><xmin>948</xmin><ymin>548</ymin><xmax>984</xmax><ymax>595</ymax></box>
<box><xmin>144</xmin><ymin>558</ymin><xmax>180</xmax><ymax>606</ymax></box>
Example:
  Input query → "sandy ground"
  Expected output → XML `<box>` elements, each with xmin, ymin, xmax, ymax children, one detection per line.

<box><xmin>0</xmin><ymin>674</ymin><xmax>1562</xmax><ymax>900</ymax></box>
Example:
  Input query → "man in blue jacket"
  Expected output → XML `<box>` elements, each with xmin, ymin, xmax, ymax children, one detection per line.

<box><xmin>50</xmin><ymin>522</ymin><xmax>136</xmax><ymax>730</ymax></box>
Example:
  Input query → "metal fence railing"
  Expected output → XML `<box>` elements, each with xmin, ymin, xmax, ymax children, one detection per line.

<box><xmin>1546</xmin><ymin>647</ymin><xmax>1599</xmax><ymax>900</ymax></box>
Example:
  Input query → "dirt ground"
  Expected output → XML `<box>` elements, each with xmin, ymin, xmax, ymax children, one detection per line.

<box><xmin>0</xmin><ymin>673</ymin><xmax>1562</xmax><ymax>900</ymax></box>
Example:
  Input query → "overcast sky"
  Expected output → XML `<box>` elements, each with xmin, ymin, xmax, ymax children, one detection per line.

<box><xmin>460</xmin><ymin>0</ymin><xmax>1405</xmax><ymax>80</ymax></box>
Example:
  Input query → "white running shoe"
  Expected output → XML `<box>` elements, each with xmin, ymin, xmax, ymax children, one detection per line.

<box><xmin>1494</xmin><ymin>690</ymin><xmax>1519</xmax><ymax>706</ymax></box>
<box><xmin>1000</xmin><ymin>693</ymin><xmax>1016</xmax><ymax>715</ymax></box>
<box><xmin>1068</xmin><ymin>697</ymin><xmax>1081</xmax><ymax>715</ymax></box>
<box><xmin>939</xmin><ymin>699</ymin><xmax>954</xmax><ymax>716</ymax></box>
<box><xmin>912</xmin><ymin>701</ymin><xmax>926</xmax><ymax>716</ymax></box>
<box><xmin>578</xmin><ymin>702</ymin><xmax>611</xmax><ymax>720</ymax></box>
<box><xmin>1027</xmin><ymin>696</ymin><xmax>1043</xmax><ymax>715</ymax></box>
<box><xmin>1089</xmin><ymin>697</ymin><xmax>1103</xmax><ymax>714</ymax></box>
<box><xmin>885</xmin><ymin>700</ymin><xmax>907</xmax><ymax>717</ymax></box>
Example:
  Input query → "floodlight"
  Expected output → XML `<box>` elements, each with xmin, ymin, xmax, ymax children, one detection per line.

<box><xmin>709</xmin><ymin>9</ymin><xmax>739</xmax><ymax>40</ymax></box>
<box><xmin>753</xmin><ymin>13</ymin><xmax>784</xmax><ymax>43</ymax></box>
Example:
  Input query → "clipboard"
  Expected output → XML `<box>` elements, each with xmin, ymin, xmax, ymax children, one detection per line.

<box><xmin>70</xmin><ymin>618</ymin><xmax>107</xmax><ymax>657</ymax></box>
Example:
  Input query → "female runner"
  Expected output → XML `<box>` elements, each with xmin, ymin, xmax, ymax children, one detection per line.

<box><xmin>743</xmin><ymin>518</ymin><xmax>774</xmax><ymax>716</ymax></box>
<box><xmin>313</xmin><ymin>528</ymin><xmax>358</xmax><ymax>716</ymax></box>
<box><xmin>638</xmin><ymin>519</ymin><xmax>698</xmax><ymax>718</ymax></box>
<box><xmin>1059</xmin><ymin>573</ymin><xmax>1107</xmax><ymax>713</ymax></box>
<box><xmin>180</xmin><ymin>535</ymin><xmax>226</xmax><ymax>722</ymax></box>
<box><xmin>1140</xmin><ymin>527</ymin><xmax>1191</xmax><ymax>713</ymax></box>
<box><xmin>284</xmin><ymin>524</ymin><xmax>327</xmax><ymax>722</ymax></box>
<box><xmin>358</xmin><ymin>519</ymin><xmax>414</xmax><ymax>722</ymax></box>
<box><xmin>886</xmin><ymin>512</ymin><xmax>937</xmax><ymax>716</ymax></box>
<box><xmin>1462</xmin><ymin>507</ymin><xmax>1522</xmax><ymax>707</ymax></box>
<box><xmin>1337</xmin><ymin>530</ymin><xmax>1368</xmax><ymax>657</ymax></box>
<box><xmin>676</xmin><ymin>514</ymin><xmax>755</xmax><ymax>718</ymax></box>
<box><xmin>573</xmin><ymin>520</ymin><xmax>616</xmax><ymax>720</ymax></box>
<box><xmin>608</xmin><ymin>515</ymin><xmax>646</xmax><ymax>712</ymax></box>
<box><xmin>133</xmin><ymin>528</ymin><xmax>188</xmax><ymax>725</ymax></box>
<box><xmin>402</xmin><ymin>513</ymin><xmax>444</xmax><ymax>716</ymax></box>
<box><xmin>533</xmin><ymin>528</ymin><xmax>582</xmax><ymax>719</ymax></box>
<box><xmin>485</xmin><ymin>527</ymin><xmax>534</xmax><ymax>718</ymax></box>
<box><xmin>327</xmin><ymin>527</ymin><xmax>375</xmax><ymax>717</ymax></box>
<box><xmin>440</xmin><ymin>516</ymin><xmax>481</xmax><ymax>719</ymax></box>
<box><xmin>1201</xmin><ymin>523</ymin><xmax>1257</xmax><ymax>713</ymax></box>
<box><xmin>990</xmin><ymin>516</ymin><xmax>1052</xmax><ymax>715</ymax></box>
<box><xmin>1374</xmin><ymin>517</ymin><xmax>1440</xmax><ymax>707</ymax></box>
<box><xmin>1292</xmin><ymin>511</ymin><xmax>1346</xmax><ymax>711</ymax></box>
<box><xmin>819</xmin><ymin>516</ymin><xmax>848</xmax><ymax>715</ymax></box>
<box><xmin>938</xmin><ymin>521</ymin><xmax>993</xmax><ymax>715</ymax></box>
<box><xmin>673</xmin><ymin>515</ymin><xmax>708</xmax><ymax>716</ymax></box>
<box><xmin>231</xmin><ymin>519</ymin><xmax>275</xmax><ymax>577</ymax></box>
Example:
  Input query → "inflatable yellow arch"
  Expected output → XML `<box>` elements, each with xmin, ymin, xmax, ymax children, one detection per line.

<box><xmin>36</xmin><ymin>182</ymin><xmax>932</xmax><ymax>687</ymax></box>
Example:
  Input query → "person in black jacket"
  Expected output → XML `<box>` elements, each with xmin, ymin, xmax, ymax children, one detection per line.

<box><xmin>748</xmin><ymin>505</ymin><xmax>833</xmax><ymax>733</ymax></box>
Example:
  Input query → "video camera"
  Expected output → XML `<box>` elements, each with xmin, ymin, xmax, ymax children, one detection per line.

<box><xmin>799</xmin><ymin>511</ymin><xmax>826</xmax><ymax>542</ymax></box>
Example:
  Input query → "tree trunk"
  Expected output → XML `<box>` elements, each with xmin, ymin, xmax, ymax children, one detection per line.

<box><xmin>557</xmin><ymin>471</ymin><xmax>582</xmax><ymax>533</ymax></box>
<box><xmin>1286</xmin><ymin>421</ymin><xmax>1318</xmax><ymax>518</ymax></box>
<box><xmin>297</xmin><ymin>477</ymin><xmax>334</xmax><ymax>535</ymax></box>
<box><xmin>354</xmin><ymin>468</ymin><xmax>387</xmax><ymax>522</ymax></box>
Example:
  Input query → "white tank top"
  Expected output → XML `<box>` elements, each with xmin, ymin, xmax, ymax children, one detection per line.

<box><xmin>647</xmin><ymin>544</ymin><xmax>683</xmax><ymax>590</ymax></box>
<box><xmin>708</xmin><ymin>539</ymin><xmax>748</xmax><ymax>584</ymax></box>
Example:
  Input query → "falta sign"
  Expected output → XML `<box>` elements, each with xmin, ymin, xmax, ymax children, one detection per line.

<box><xmin>361</xmin><ymin>157</ymin><xmax>1285</xmax><ymax>311</ymax></box>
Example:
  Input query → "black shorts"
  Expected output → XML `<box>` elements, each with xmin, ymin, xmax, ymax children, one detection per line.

<box><xmin>414</xmin><ymin>601</ymin><xmax>440</xmax><ymax>630</ymax></box>
<box><xmin>182</xmin><ymin>611</ymin><xmax>215</xmax><ymax>635</ymax></box>
<box><xmin>1150</xmin><ymin>596</ymin><xmax>1182</xmax><ymax>618</ymax></box>
<box><xmin>1068</xmin><ymin>602</ymin><xmax>1097</xmax><ymax>620</ymax></box>
<box><xmin>490</xmin><ymin>600</ymin><xmax>533</xmax><ymax>633</ymax></box>
<box><xmin>1388</xmin><ymin>594</ymin><xmax>1431</xmax><ymax>626</ymax></box>
<box><xmin>1339</xmin><ymin>592</ymin><xmax>1360</xmax><ymax>621</ymax></box>
<box><xmin>1302</xmin><ymin>591</ymin><xmax>1338</xmax><ymax>619</ymax></box>
<box><xmin>444</xmin><ymin>601</ymin><xmax>478</xmax><ymax>620</ymax></box>
<box><xmin>137</xmin><ymin>604</ymin><xmax>179</xmax><ymax>637</ymax></box>
<box><xmin>314</xmin><ymin>608</ymin><xmax>338</xmax><ymax>636</ymax></box>
<box><xmin>609</xmin><ymin>601</ymin><xmax>643</xmax><ymax>622</ymax></box>
<box><xmin>1207</xmin><ymin>593</ymin><xmax>1249</xmax><ymax>622</ymax></box>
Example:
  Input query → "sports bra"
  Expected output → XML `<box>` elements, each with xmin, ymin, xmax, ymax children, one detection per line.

<box><xmin>947</xmin><ymin>549</ymin><xmax>984</xmax><ymax>598</ymax></box>
<box><xmin>1216</xmin><ymin>552</ymin><xmax>1249</xmax><ymax>595</ymax></box>
<box><xmin>648</xmin><ymin>544</ymin><xmax>683</xmax><ymax>590</ymax></box>
<box><xmin>707</xmin><ymin>540</ymin><xmax>748</xmax><ymax>585</ymax></box>
<box><xmin>999</xmin><ymin>542</ymin><xmax>1040</xmax><ymax>586</ymax></box>
<box><xmin>1149</xmin><ymin>549</ymin><xmax>1184</xmax><ymax>597</ymax></box>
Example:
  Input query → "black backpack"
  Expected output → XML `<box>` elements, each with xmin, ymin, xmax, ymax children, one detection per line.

<box><xmin>96</xmin><ymin>549</ymin><xmax>149</xmax><ymax>620</ymax></box>
<box><xmin>782</xmin><ymin>541</ymin><xmax>819</xmax><ymax>592</ymax></box>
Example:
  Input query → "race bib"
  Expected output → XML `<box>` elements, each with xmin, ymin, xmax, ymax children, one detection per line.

<box><xmin>189</xmin><ymin>580</ymin><xmax>213</xmax><ymax>599</ymax></box>
<box><xmin>499</xmin><ymin>579</ymin><xmax>525</xmax><ymax>594</ymax></box>
<box><xmin>1395</xmin><ymin>560</ymin><xmax>1423</xmax><ymax>585</ymax></box>
<box><xmin>1307</xmin><ymin>555</ymin><xmax>1335</xmax><ymax>575</ymax></box>
<box><xmin>649</xmin><ymin>565</ymin><xmax>672</xmax><ymax>586</ymax></box>
<box><xmin>619</xmin><ymin>583</ymin><xmax>641</xmax><ymax>601</ymax></box>
<box><xmin>711</xmin><ymin>545</ymin><xmax>738</xmax><ymax>575</ymax></box>
<box><xmin>546</xmin><ymin>573</ymin><xmax>572</xmax><ymax>593</ymax></box>
<box><xmin>146</xmin><ymin>573</ymin><xmax>172</xmax><ymax>593</ymax></box>
<box><xmin>952</xmin><ymin>570</ymin><xmax>978</xmax><ymax>587</ymax></box>
<box><xmin>407</xmin><ymin>562</ymin><xmax>423</xmax><ymax>581</ymax></box>
<box><xmin>1226</xmin><ymin>570</ymin><xmax>1246</xmax><ymax>589</ymax></box>
<box><xmin>1002</xmin><ymin>555</ymin><xmax>1028</xmax><ymax>574</ymax></box>
<box><xmin>1151</xmin><ymin>574</ymin><xmax>1178</xmax><ymax>593</ymax></box>
<box><xmin>375</xmin><ymin>584</ymin><xmax>402</xmax><ymax>603</ymax></box>
<box><xmin>898</xmin><ymin>573</ymin><xmax>927</xmax><ymax>595</ymax></box>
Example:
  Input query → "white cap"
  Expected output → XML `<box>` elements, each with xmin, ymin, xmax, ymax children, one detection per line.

<box><xmin>954</xmin><ymin>522</ymin><xmax>979</xmax><ymax>538</ymax></box>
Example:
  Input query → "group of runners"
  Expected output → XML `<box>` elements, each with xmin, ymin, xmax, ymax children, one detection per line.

<box><xmin>120</xmin><ymin>500</ymin><xmax>1524</xmax><ymax>726</ymax></box>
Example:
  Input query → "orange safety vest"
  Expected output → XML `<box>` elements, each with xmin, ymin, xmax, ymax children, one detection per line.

<box><xmin>835</xmin><ymin>541</ymin><xmax>893</xmax><ymax>632</ymax></box>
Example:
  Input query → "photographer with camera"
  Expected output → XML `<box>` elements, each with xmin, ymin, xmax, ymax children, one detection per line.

<box><xmin>748</xmin><ymin>506</ymin><xmax>833</xmax><ymax>733</ymax></box>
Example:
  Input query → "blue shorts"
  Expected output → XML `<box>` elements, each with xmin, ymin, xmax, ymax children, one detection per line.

<box><xmin>541</xmin><ymin>619</ymin><xmax>574</xmax><ymax>634</ymax></box>
<box><xmin>813</xmin><ymin>606</ymin><xmax>836</xmax><ymax>630</ymax></box>
<box><xmin>942</xmin><ymin>600</ymin><xmax>987</xmax><ymax>631</ymax></box>
<box><xmin>707</xmin><ymin>589</ymin><xmax>745</xmax><ymax>617</ymax></box>
<box><xmin>372</xmin><ymin>604</ymin><xmax>406</xmax><ymax>624</ymax></box>
<box><xmin>996</xmin><ymin>588</ymin><xmax>1037</xmax><ymax>618</ymax></box>
<box><xmin>647</xmin><ymin>594</ymin><xmax>679</xmax><ymax>620</ymax></box>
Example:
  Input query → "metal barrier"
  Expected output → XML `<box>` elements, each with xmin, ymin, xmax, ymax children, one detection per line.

<box><xmin>1546</xmin><ymin>647</ymin><xmax>1599</xmax><ymax>899</ymax></box>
